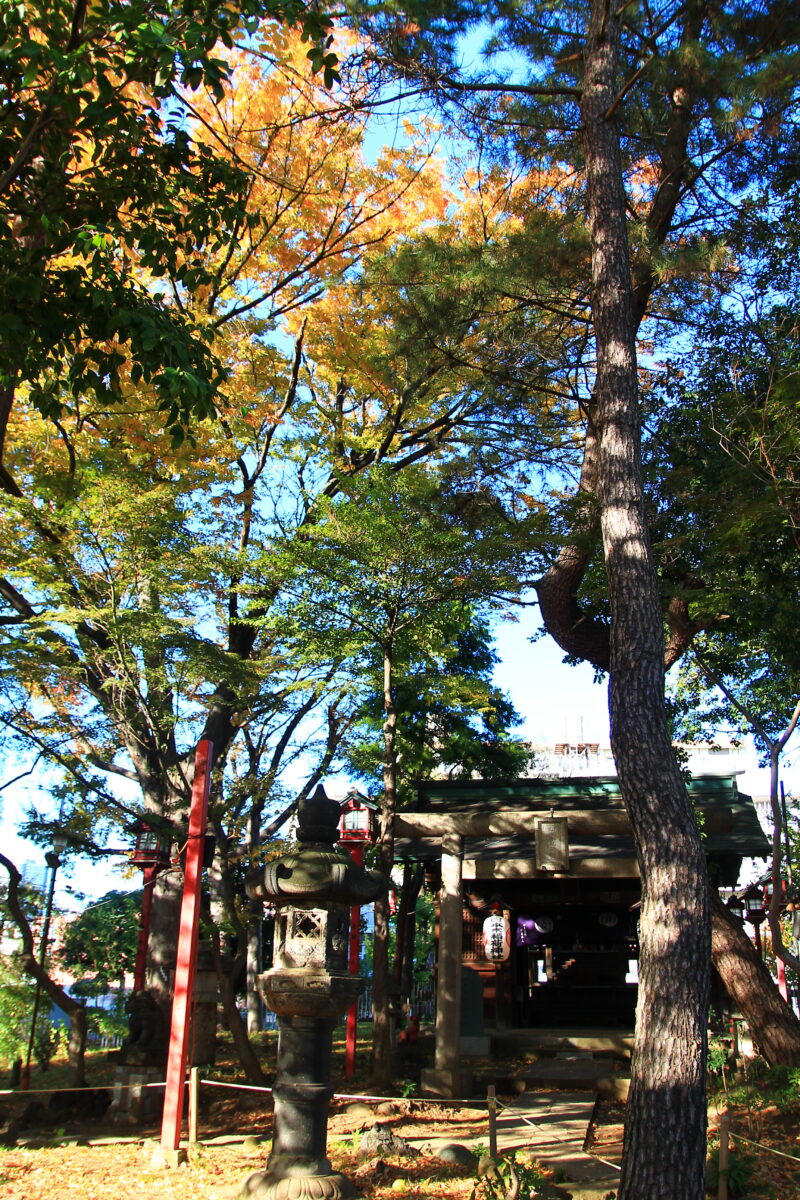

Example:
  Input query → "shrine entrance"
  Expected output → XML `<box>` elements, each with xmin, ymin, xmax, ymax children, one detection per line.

<box><xmin>461</xmin><ymin>877</ymin><xmax>640</xmax><ymax>1030</ymax></box>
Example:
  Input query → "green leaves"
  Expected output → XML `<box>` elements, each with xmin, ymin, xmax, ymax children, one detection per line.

<box><xmin>0</xmin><ymin>0</ymin><xmax>337</xmax><ymax>442</ymax></box>
<box><xmin>60</xmin><ymin>889</ymin><xmax>143</xmax><ymax>988</ymax></box>
<box><xmin>262</xmin><ymin>465</ymin><xmax>534</xmax><ymax>794</ymax></box>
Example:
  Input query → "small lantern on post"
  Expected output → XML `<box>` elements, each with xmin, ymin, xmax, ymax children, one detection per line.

<box><xmin>763</xmin><ymin>877</ymin><xmax>787</xmax><ymax>911</ymax></box>
<box><xmin>741</xmin><ymin>883</ymin><xmax>766</xmax><ymax>958</ymax></box>
<box><xmin>128</xmin><ymin>818</ymin><xmax>172</xmax><ymax>992</ymax></box>
<box><xmin>535</xmin><ymin>812</ymin><xmax>570</xmax><ymax>873</ymax></box>
<box><xmin>338</xmin><ymin>790</ymin><xmax>377</xmax><ymax>849</ymax></box>
<box><xmin>246</xmin><ymin>785</ymin><xmax>384</xmax><ymax>1200</ymax></box>
<box><xmin>337</xmin><ymin>791</ymin><xmax>378</xmax><ymax>1080</ymax></box>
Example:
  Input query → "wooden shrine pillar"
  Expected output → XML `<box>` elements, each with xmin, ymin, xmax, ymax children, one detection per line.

<box><xmin>422</xmin><ymin>834</ymin><xmax>470</xmax><ymax>1097</ymax></box>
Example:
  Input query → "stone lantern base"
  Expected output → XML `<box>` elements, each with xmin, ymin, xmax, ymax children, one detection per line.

<box><xmin>241</xmin><ymin>1166</ymin><xmax>358</xmax><ymax>1200</ymax></box>
<box><xmin>239</xmin><ymin>1009</ymin><xmax>362</xmax><ymax>1200</ymax></box>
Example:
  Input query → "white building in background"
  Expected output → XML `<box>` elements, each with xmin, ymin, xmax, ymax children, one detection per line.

<box><xmin>529</xmin><ymin>739</ymin><xmax>753</xmax><ymax>781</ymax></box>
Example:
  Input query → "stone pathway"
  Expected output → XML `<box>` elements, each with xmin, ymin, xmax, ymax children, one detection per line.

<box><xmin>492</xmin><ymin>1090</ymin><xmax>619</xmax><ymax>1190</ymax></box>
<box><xmin>405</xmin><ymin>1089</ymin><xmax>620</xmax><ymax>1197</ymax></box>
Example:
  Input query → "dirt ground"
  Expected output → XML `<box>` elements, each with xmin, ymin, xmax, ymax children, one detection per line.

<box><xmin>0</xmin><ymin>1089</ymin><xmax>491</xmax><ymax>1200</ymax></box>
<box><xmin>2</xmin><ymin>1040</ymin><xmax>800</xmax><ymax>1200</ymax></box>
<box><xmin>585</xmin><ymin>1095</ymin><xmax>800</xmax><ymax>1199</ymax></box>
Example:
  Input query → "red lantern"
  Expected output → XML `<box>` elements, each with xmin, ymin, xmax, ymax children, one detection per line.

<box><xmin>763</xmin><ymin>878</ymin><xmax>788</xmax><ymax>909</ymax></box>
<box><xmin>129</xmin><ymin>819</ymin><xmax>171</xmax><ymax>869</ymax></box>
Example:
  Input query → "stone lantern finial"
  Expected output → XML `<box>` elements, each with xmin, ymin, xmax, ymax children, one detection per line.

<box><xmin>296</xmin><ymin>784</ymin><xmax>341</xmax><ymax>844</ymax></box>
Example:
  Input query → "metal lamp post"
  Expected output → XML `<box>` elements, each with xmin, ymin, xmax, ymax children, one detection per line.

<box><xmin>245</xmin><ymin>784</ymin><xmax>385</xmax><ymax>1200</ymax></box>
<box><xmin>22</xmin><ymin>830</ymin><xmax>68</xmax><ymax>1089</ymax></box>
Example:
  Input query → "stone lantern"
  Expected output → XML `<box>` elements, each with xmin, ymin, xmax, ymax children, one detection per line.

<box><xmin>245</xmin><ymin>785</ymin><xmax>385</xmax><ymax>1200</ymax></box>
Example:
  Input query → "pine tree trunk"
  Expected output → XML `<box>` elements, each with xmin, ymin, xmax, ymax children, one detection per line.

<box><xmin>710</xmin><ymin>889</ymin><xmax>800</xmax><ymax>1065</ymax></box>
<box><xmin>581</xmin><ymin>4</ymin><xmax>709</xmax><ymax>1196</ymax></box>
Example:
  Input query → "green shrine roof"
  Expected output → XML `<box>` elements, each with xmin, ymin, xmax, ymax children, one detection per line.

<box><xmin>396</xmin><ymin>774</ymin><xmax>770</xmax><ymax>872</ymax></box>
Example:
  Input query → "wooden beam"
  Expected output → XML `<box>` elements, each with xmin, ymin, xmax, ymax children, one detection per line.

<box><xmin>395</xmin><ymin>807</ymin><xmax>732</xmax><ymax>838</ymax></box>
<box><xmin>395</xmin><ymin>809</ymin><xmax>629</xmax><ymax>837</ymax></box>
<box><xmin>463</xmin><ymin>856</ymin><xmax>641</xmax><ymax>880</ymax></box>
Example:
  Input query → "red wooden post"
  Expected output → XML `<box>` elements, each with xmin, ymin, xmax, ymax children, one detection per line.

<box><xmin>344</xmin><ymin>844</ymin><xmax>364</xmax><ymax>1079</ymax></box>
<box><xmin>777</xmin><ymin>956</ymin><xmax>789</xmax><ymax>1002</ymax></box>
<box><xmin>160</xmin><ymin>739</ymin><xmax>213</xmax><ymax>1157</ymax></box>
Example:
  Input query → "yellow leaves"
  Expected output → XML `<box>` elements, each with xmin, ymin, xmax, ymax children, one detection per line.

<box><xmin>185</xmin><ymin>23</ymin><xmax>453</xmax><ymax>335</ymax></box>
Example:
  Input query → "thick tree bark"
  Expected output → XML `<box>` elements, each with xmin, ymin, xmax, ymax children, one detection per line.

<box><xmin>581</xmin><ymin>5</ymin><xmax>710</xmax><ymax>1198</ymax></box>
<box><xmin>536</xmin><ymin>0</ymin><xmax>707</xmax><ymax>666</ymax></box>
<box><xmin>710</xmin><ymin>890</ymin><xmax>800</xmax><ymax>1066</ymax></box>
<box><xmin>146</xmin><ymin>863</ymin><xmax>183</xmax><ymax>1014</ymax></box>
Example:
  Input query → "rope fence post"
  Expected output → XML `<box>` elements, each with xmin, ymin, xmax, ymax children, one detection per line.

<box><xmin>189</xmin><ymin>1067</ymin><xmax>200</xmax><ymax>1146</ymax></box>
<box><xmin>488</xmin><ymin>1084</ymin><xmax>497</xmax><ymax>1159</ymax></box>
<box><xmin>718</xmin><ymin>1110</ymin><xmax>730</xmax><ymax>1200</ymax></box>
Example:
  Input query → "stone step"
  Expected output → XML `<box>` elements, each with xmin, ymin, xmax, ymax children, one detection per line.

<box><xmin>489</xmin><ymin>1053</ymin><xmax>631</xmax><ymax>1102</ymax></box>
<box><xmin>490</xmin><ymin>1029</ymin><xmax>634</xmax><ymax>1059</ymax></box>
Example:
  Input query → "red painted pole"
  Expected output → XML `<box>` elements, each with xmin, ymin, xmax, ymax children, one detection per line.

<box><xmin>343</xmin><ymin>844</ymin><xmax>364</xmax><ymax>1079</ymax></box>
<box><xmin>133</xmin><ymin>863</ymin><xmax>158</xmax><ymax>993</ymax></box>
<box><xmin>160</xmin><ymin>739</ymin><xmax>213</xmax><ymax>1156</ymax></box>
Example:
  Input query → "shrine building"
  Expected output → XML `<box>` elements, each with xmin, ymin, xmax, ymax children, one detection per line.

<box><xmin>393</xmin><ymin>773</ymin><xmax>769</xmax><ymax>1097</ymax></box>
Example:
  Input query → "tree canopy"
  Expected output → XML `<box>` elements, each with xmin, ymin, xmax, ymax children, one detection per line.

<box><xmin>60</xmin><ymin>889</ymin><xmax>142</xmax><ymax>994</ymax></box>
<box><xmin>3</xmin><ymin>3</ymin><xmax>800</xmax><ymax>1185</ymax></box>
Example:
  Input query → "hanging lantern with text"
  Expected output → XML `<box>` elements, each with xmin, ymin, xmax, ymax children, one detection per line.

<box><xmin>483</xmin><ymin>911</ymin><xmax>511</xmax><ymax>962</ymax></box>
<box><xmin>535</xmin><ymin>814</ymin><xmax>570</xmax><ymax>872</ymax></box>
